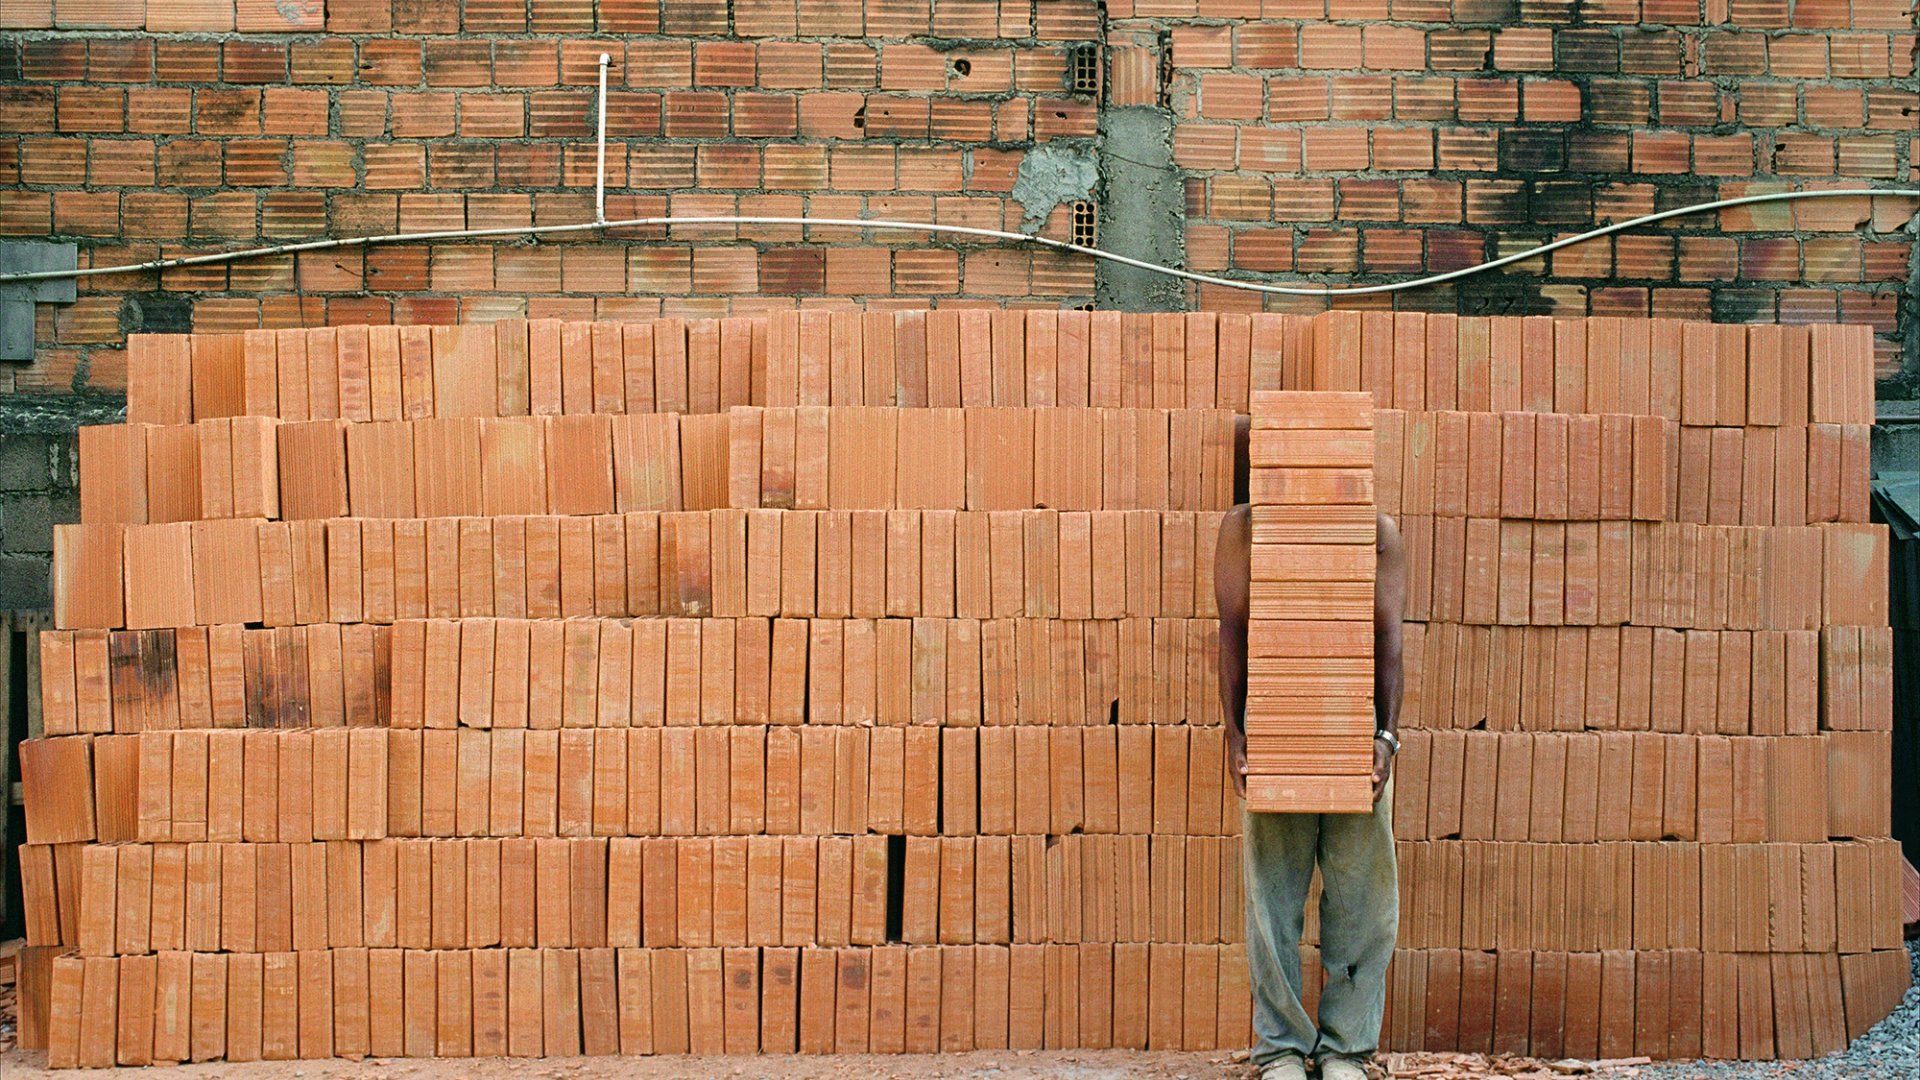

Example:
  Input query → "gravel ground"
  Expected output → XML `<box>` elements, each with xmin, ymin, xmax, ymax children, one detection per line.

<box><xmin>1615</xmin><ymin>939</ymin><xmax>1920</xmax><ymax>1080</ymax></box>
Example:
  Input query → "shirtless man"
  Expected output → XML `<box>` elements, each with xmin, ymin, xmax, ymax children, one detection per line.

<box><xmin>1215</xmin><ymin>487</ymin><xmax>1407</xmax><ymax>1080</ymax></box>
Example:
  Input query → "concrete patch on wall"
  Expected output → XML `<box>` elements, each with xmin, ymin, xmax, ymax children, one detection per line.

<box><xmin>0</xmin><ymin>394</ymin><xmax>124</xmax><ymax>435</ymax></box>
<box><xmin>1009</xmin><ymin>144</ymin><xmax>1097</xmax><ymax>230</ymax></box>
<box><xmin>1094</xmin><ymin>107</ymin><xmax>1184</xmax><ymax>312</ymax></box>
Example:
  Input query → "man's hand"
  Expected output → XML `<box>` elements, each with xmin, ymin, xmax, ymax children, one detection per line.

<box><xmin>1227</xmin><ymin>723</ymin><xmax>1248</xmax><ymax>798</ymax></box>
<box><xmin>1371</xmin><ymin>738</ymin><xmax>1394</xmax><ymax>802</ymax></box>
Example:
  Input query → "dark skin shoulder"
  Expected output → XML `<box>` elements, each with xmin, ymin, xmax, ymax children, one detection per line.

<box><xmin>1216</xmin><ymin>507</ymin><xmax>1407</xmax><ymax>801</ymax></box>
<box><xmin>1372</xmin><ymin>512</ymin><xmax>1407</xmax><ymax>794</ymax></box>
<box><xmin>1215</xmin><ymin>504</ymin><xmax>1253</xmax><ymax>795</ymax></box>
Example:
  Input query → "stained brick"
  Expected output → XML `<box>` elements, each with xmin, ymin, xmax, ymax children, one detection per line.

<box><xmin>394</xmin><ymin>0</ymin><xmax>460</xmax><ymax>33</ymax></box>
<box><xmin>358</xmin><ymin>41</ymin><xmax>423</xmax><ymax>87</ymax></box>
<box><xmin>1589</xmin><ymin>80</ymin><xmax>1653</xmax><ymax>125</ymax></box>
<box><xmin>1339</xmin><ymin>179</ymin><xmax>1400</xmax><ymax>222</ymax></box>
<box><xmin>660</xmin><ymin>0</ymin><xmax>727</xmax><ymax>34</ymax></box>
<box><xmin>1429</xmin><ymin>29</ymin><xmax>1492</xmax><ymax>71</ymax></box>
<box><xmin>23</xmin><ymin>39</ymin><xmax>85</xmax><ymax>80</ymax></box>
<box><xmin>495</xmin><ymin>42</ymin><xmax>560</xmax><ymax>87</ymax></box>
<box><xmin>324</xmin><ymin>0</ymin><xmax>390</xmax><ymax>32</ymax></box>
<box><xmin>221</xmin><ymin>42</ymin><xmax>287</xmax><ymax>85</ymax></box>
<box><xmin>528</xmin><ymin>90</ymin><xmax>597</xmax><ymax>137</ymax></box>
<box><xmin>423</xmin><ymin>41</ymin><xmax>492</xmax><ymax>88</ymax></box>
<box><xmin>289</xmin><ymin>39</ymin><xmax>355</xmax><ymax>86</ymax></box>
<box><xmin>734</xmin><ymin>0</ymin><xmax>799</xmax><ymax>35</ymax></box>
<box><xmin>464</xmin><ymin>0</ymin><xmax>528</xmax><ymax>32</ymax></box>
<box><xmin>760</xmin><ymin>249</ymin><xmax>826</xmax><ymax>293</ymax></box>
<box><xmin>529</xmin><ymin>0</ymin><xmax>596</xmax><ymax>32</ymax></box>
<box><xmin>1239</xmin><ymin>129</ymin><xmax>1301</xmax><ymax>171</ymax></box>
<box><xmin>1208</xmin><ymin>175</ymin><xmax>1271</xmax><ymax>220</ymax></box>
<box><xmin>187</xmin><ymin>191</ymin><xmax>257</xmax><ymax>239</ymax></box>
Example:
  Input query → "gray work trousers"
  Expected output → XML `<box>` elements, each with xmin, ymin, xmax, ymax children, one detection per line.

<box><xmin>1242</xmin><ymin>780</ymin><xmax>1398</xmax><ymax>1065</ymax></box>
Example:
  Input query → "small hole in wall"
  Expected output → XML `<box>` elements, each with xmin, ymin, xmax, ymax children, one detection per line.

<box><xmin>952</xmin><ymin>58</ymin><xmax>971</xmax><ymax>77</ymax></box>
<box><xmin>885</xmin><ymin>835</ymin><xmax>906</xmax><ymax>942</ymax></box>
<box><xmin>1069</xmin><ymin>44</ymin><xmax>1100</xmax><ymax>94</ymax></box>
<box><xmin>1071</xmin><ymin>200</ymin><xmax>1097</xmax><ymax>248</ymax></box>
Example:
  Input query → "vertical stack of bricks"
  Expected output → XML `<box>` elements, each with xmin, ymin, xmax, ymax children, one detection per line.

<box><xmin>1244</xmin><ymin>390</ymin><xmax>1378</xmax><ymax>812</ymax></box>
<box><xmin>12</xmin><ymin>308</ymin><xmax>1907</xmax><ymax>1067</ymax></box>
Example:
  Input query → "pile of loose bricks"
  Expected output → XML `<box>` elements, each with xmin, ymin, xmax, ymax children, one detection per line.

<box><xmin>14</xmin><ymin>309</ymin><xmax>1909</xmax><ymax>1066</ymax></box>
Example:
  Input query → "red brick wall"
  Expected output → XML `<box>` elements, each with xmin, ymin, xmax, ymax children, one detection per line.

<box><xmin>1139</xmin><ymin>0</ymin><xmax>1918</xmax><ymax>381</ymax></box>
<box><xmin>2</xmin><ymin>0</ymin><xmax>1916</xmax><ymax>395</ymax></box>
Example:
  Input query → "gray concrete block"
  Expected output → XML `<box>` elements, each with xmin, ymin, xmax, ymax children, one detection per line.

<box><xmin>1876</xmin><ymin>405</ymin><xmax>1920</xmax><ymax>477</ymax></box>
<box><xmin>1</xmin><ymin>491</ymin><xmax>73</xmax><ymax>554</ymax></box>
<box><xmin>0</xmin><ymin>433</ymin><xmax>54</xmax><ymax>492</ymax></box>
<box><xmin>0</xmin><ymin>552</ymin><xmax>50</xmax><ymax>610</ymax></box>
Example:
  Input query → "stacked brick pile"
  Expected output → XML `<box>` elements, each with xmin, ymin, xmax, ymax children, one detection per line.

<box><xmin>1336</xmin><ymin>312</ymin><xmax>1912</xmax><ymax>1059</ymax></box>
<box><xmin>19</xmin><ymin>311</ymin><xmax>1257</xmax><ymax>1067</ymax></box>
<box><xmin>13</xmin><ymin>309</ymin><xmax>1908</xmax><ymax>1066</ymax></box>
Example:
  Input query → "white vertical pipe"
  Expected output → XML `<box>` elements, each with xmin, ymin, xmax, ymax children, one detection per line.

<box><xmin>596</xmin><ymin>53</ymin><xmax>611</xmax><ymax>224</ymax></box>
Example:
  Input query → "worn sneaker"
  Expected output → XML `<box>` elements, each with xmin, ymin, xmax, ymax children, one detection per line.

<box><xmin>1317</xmin><ymin>1055</ymin><xmax>1370</xmax><ymax>1080</ymax></box>
<box><xmin>1258</xmin><ymin>1053</ymin><xmax>1309</xmax><ymax>1080</ymax></box>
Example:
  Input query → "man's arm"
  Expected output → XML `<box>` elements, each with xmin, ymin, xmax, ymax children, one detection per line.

<box><xmin>1215</xmin><ymin>505</ymin><xmax>1251</xmax><ymax>796</ymax></box>
<box><xmin>1372</xmin><ymin>513</ymin><xmax>1407</xmax><ymax>798</ymax></box>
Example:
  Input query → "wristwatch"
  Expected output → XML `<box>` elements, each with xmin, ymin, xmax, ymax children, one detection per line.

<box><xmin>1373</xmin><ymin>729</ymin><xmax>1400</xmax><ymax>757</ymax></box>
